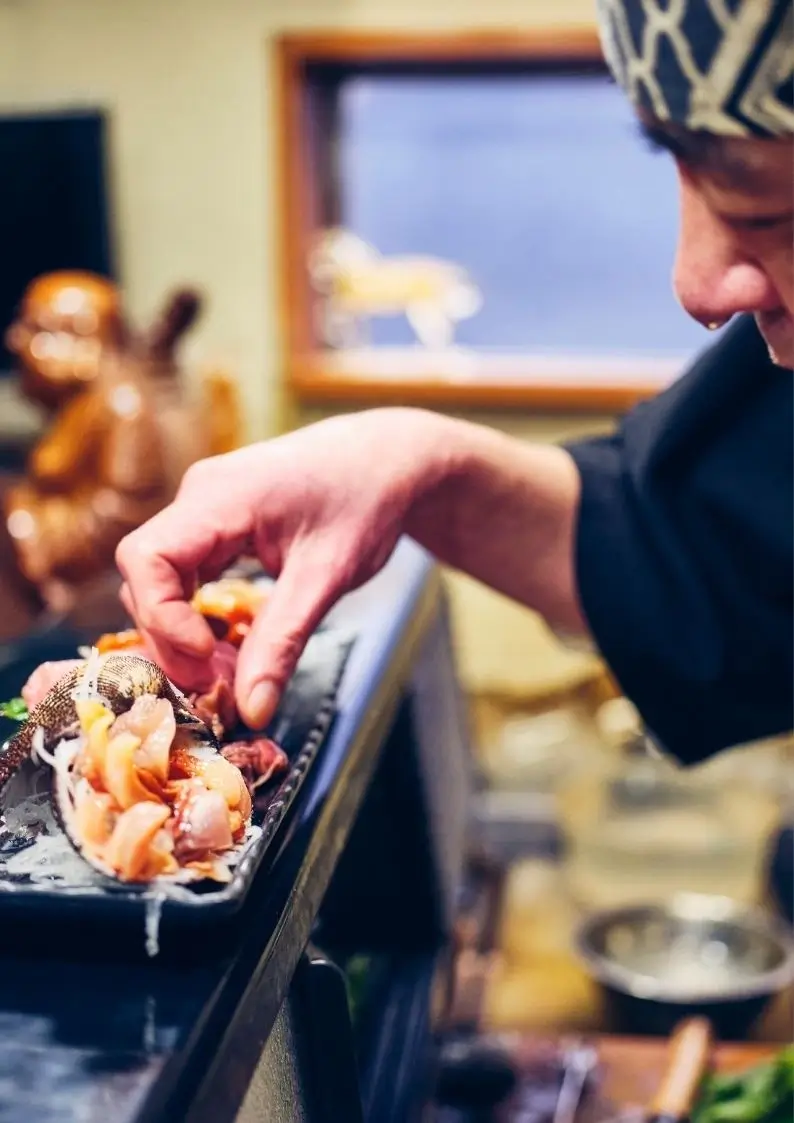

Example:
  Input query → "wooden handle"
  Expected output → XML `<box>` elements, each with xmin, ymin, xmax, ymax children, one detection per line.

<box><xmin>649</xmin><ymin>1017</ymin><xmax>714</xmax><ymax>1122</ymax></box>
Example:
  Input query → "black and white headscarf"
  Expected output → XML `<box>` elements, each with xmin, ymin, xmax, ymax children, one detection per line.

<box><xmin>596</xmin><ymin>0</ymin><xmax>794</xmax><ymax>137</ymax></box>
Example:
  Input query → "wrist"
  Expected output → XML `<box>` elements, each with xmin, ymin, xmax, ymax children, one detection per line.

<box><xmin>398</xmin><ymin>411</ymin><xmax>585</xmax><ymax>633</ymax></box>
<box><xmin>398</xmin><ymin>409</ymin><xmax>476</xmax><ymax>556</ymax></box>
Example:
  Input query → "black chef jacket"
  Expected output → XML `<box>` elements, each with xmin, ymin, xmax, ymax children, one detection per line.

<box><xmin>567</xmin><ymin>315</ymin><xmax>793</xmax><ymax>766</ymax></box>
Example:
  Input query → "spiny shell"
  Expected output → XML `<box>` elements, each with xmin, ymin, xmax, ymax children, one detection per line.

<box><xmin>0</xmin><ymin>653</ymin><xmax>215</xmax><ymax>792</ymax></box>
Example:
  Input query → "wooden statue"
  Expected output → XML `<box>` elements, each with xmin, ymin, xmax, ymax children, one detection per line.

<box><xmin>1</xmin><ymin>270</ymin><xmax>241</xmax><ymax>621</ymax></box>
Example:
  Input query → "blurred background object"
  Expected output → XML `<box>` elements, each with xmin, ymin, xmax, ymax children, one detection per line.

<box><xmin>574</xmin><ymin>894</ymin><xmax>794</xmax><ymax>1039</ymax></box>
<box><xmin>557</xmin><ymin>744</ymin><xmax>782</xmax><ymax>913</ymax></box>
<box><xmin>0</xmin><ymin>271</ymin><xmax>241</xmax><ymax>637</ymax></box>
<box><xmin>308</xmin><ymin>226</ymin><xmax>483</xmax><ymax>351</ymax></box>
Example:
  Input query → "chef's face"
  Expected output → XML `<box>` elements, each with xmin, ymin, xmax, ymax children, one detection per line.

<box><xmin>643</xmin><ymin>118</ymin><xmax>794</xmax><ymax>368</ymax></box>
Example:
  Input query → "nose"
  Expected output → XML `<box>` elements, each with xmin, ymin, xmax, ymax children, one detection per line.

<box><xmin>673</xmin><ymin>176</ymin><xmax>780</xmax><ymax>328</ymax></box>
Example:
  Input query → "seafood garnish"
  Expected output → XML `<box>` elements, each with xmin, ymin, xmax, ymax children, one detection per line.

<box><xmin>93</xmin><ymin>633</ymin><xmax>240</xmax><ymax>740</ymax></box>
<box><xmin>0</xmin><ymin>698</ymin><xmax>28</xmax><ymax>722</ymax></box>
<box><xmin>190</xmin><ymin>577</ymin><xmax>268</xmax><ymax>646</ymax></box>
<box><xmin>1</xmin><ymin>653</ymin><xmax>253</xmax><ymax>884</ymax></box>
<box><xmin>26</xmin><ymin>575</ymin><xmax>268</xmax><ymax>736</ymax></box>
<box><xmin>94</xmin><ymin>576</ymin><xmax>269</xmax><ymax>656</ymax></box>
<box><xmin>95</xmin><ymin>629</ymin><xmax>144</xmax><ymax>655</ymax></box>
<box><xmin>222</xmin><ymin>739</ymin><xmax>289</xmax><ymax>792</ymax></box>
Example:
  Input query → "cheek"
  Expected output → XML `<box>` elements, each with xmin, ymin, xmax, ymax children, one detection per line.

<box><xmin>740</xmin><ymin>229</ymin><xmax>794</xmax><ymax>314</ymax></box>
<box><xmin>767</xmin><ymin>240</ymin><xmax>794</xmax><ymax>314</ymax></box>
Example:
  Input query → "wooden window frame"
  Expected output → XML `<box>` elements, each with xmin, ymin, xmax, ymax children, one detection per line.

<box><xmin>273</xmin><ymin>29</ymin><xmax>674</xmax><ymax>414</ymax></box>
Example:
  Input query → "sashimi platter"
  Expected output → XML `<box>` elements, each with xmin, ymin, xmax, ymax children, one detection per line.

<box><xmin>0</xmin><ymin>572</ymin><xmax>350</xmax><ymax>951</ymax></box>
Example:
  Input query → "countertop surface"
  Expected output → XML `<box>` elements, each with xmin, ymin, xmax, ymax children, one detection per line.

<box><xmin>0</xmin><ymin>539</ymin><xmax>438</xmax><ymax>1123</ymax></box>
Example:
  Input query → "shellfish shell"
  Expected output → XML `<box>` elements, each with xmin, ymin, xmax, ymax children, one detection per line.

<box><xmin>0</xmin><ymin>653</ymin><xmax>250</xmax><ymax>885</ymax></box>
<box><xmin>0</xmin><ymin>653</ymin><xmax>215</xmax><ymax>793</ymax></box>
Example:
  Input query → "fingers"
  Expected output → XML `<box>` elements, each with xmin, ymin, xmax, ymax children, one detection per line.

<box><xmin>128</xmin><ymin>580</ymin><xmax>213</xmax><ymax>654</ymax></box>
<box><xmin>119</xmin><ymin>581</ymin><xmax>135</xmax><ymax>621</ymax></box>
<box><xmin>115</xmin><ymin>506</ymin><xmax>242</xmax><ymax>688</ymax></box>
<box><xmin>235</xmin><ymin>555</ymin><xmax>340</xmax><ymax>728</ymax></box>
<box><xmin>117</xmin><ymin>540</ymin><xmax>214</xmax><ymax>654</ymax></box>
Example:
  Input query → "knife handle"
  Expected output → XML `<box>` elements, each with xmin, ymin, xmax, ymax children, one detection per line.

<box><xmin>649</xmin><ymin>1017</ymin><xmax>713</xmax><ymax>1123</ymax></box>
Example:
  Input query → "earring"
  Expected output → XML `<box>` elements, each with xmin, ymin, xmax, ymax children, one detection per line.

<box><xmin>706</xmin><ymin>322</ymin><xmax>721</xmax><ymax>331</ymax></box>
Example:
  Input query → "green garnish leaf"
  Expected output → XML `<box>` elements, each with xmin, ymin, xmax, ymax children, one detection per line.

<box><xmin>344</xmin><ymin>954</ymin><xmax>373</xmax><ymax>1023</ymax></box>
<box><xmin>693</xmin><ymin>1046</ymin><xmax>794</xmax><ymax>1123</ymax></box>
<box><xmin>0</xmin><ymin>698</ymin><xmax>28</xmax><ymax>722</ymax></box>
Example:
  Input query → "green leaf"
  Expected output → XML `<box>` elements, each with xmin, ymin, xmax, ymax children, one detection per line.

<box><xmin>344</xmin><ymin>955</ymin><xmax>373</xmax><ymax>1023</ymax></box>
<box><xmin>693</xmin><ymin>1048</ymin><xmax>794</xmax><ymax>1123</ymax></box>
<box><xmin>0</xmin><ymin>698</ymin><xmax>28</xmax><ymax>722</ymax></box>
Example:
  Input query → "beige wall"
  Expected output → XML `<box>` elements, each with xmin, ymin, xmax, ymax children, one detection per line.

<box><xmin>1</xmin><ymin>0</ymin><xmax>599</xmax><ymax>437</ymax></box>
<box><xmin>0</xmin><ymin>0</ymin><xmax>612</xmax><ymax>697</ymax></box>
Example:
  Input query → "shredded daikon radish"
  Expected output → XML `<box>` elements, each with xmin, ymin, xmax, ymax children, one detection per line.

<box><xmin>218</xmin><ymin>823</ymin><xmax>261</xmax><ymax>871</ymax></box>
<box><xmin>144</xmin><ymin>891</ymin><xmax>167</xmax><ymax>958</ymax></box>
<box><xmin>4</xmin><ymin>829</ymin><xmax>99</xmax><ymax>886</ymax></box>
<box><xmin>29</xmin><ymin>726</ymin><xmax>46</xmax><ymax>766</ymax></box>
<box><xmin>0</xmin><ymin>763</ymin><xmax>98</xmax><ymax>888</ymax></box>
<box><xmin>2</xmin><ymin>791</ymin><xmax>55</xmax><ymax>834</ymax></box>
<box><xmin>31</xmin><ymin>733</ymin><xmax>80</xmax><ymax>806</ymax></box>
<box><xmin>186</xmin><ymin>744</ymin><xmax>218</xmax><ymax>763</ymax></box>
<box><xmin>0</xmin><ymin>749</ymin><xmax>94</xmax><ymax>887</ymax></box>
<box><xmin>71</xmin><ymin>646</ymin><xmax>101</xmax><ymax>703</ymax></box>
<box><xmin>0</xmin><ymin>760</ymin><xmax>50</xmax><ymax>829</ymax></box>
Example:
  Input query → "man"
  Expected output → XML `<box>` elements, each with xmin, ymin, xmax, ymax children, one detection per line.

<box><xmin>116</xmin><ymin>0</ymin><xmax>793</xmax><ymax>765</ymax></box>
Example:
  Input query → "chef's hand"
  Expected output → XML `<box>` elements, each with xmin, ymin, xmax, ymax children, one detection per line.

<box><xmin>115</xmin><ymin>408</ymin><xmax>454</xmax><ymax>729</ymax></box>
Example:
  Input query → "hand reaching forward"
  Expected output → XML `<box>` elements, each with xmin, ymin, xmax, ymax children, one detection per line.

<box><xmin>115</xmin><ymin>408</ymin><xmax>456</xmax><ymax>728</ymax></box>
<box><xmin>117</xmin><ymin>405</ymin><xmax>583</xmax><ymax>729</ymax></box>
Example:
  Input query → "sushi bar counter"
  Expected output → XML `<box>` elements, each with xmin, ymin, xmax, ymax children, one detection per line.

<box><xmin>0</xmin><ymin>539</ymin><xmax>474</xmax><ymax>1123</ymax></box>
<box><xmin>0</xmin><ymin>540</ymin><xmax>791</xmax><ymax>1123</ymax></box>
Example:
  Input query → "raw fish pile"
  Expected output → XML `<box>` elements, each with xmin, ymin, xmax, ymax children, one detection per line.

<box><xmin>0</xmin><ymin>577</ymin><xmax>289</xmax><ymax>887</ymax></box>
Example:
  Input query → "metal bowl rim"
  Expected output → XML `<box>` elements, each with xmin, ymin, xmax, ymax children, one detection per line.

<box><xmin>573</xmin><ymin>892</ymin><xmax>794</xmax><ymax>1005</ymax></box>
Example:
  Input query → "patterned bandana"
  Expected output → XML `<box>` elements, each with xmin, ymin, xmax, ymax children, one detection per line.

<box><xmin>596</xmin><ymin>0</ymin><xmax>794</xmax><ymax>137</ymax></box>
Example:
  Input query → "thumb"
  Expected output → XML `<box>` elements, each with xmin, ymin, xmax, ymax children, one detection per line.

<box><xmin>235</xmin><ymin>557</ymin><xmax>339</xmax><ymax>729</ymax></box>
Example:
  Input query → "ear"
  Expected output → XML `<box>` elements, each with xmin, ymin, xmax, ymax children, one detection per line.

<box><xmin>5</xmin><ymin>322</ymin><xmax>26</xmax><ymax>353</ymax></box>
<box><xmin>143</xmin><ymin>289</ymin><xmax>203</xmax><ymax>360</ymax></box>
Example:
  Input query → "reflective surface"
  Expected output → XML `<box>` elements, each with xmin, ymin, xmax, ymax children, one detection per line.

<box><xmin>575</xmin><ymin>893</ymin><xmax>794</xmax><ymax>1038</ymax></box>
<box><xmin>0</xmin><ymin>540</ymin><xmax>437</xmax><ymax>1123</ymax></box>
<box><xmin>578</xmin><ymin>895</ymin><xmax>793</xmax><ymax>998</ymax></box>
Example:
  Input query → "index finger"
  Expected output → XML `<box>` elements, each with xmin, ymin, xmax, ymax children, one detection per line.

<box><xmin>123</xmin><ymin>607</ymin><xmax>218</xmax><ymax>692</ymax></box>
<box><xmin>115</xmin><ymin>506</ymin><xmax>221</xmax><ymax>657</ymax></box>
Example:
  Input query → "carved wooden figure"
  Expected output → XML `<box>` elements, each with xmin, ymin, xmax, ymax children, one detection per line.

<box><xmin>1</xmin><ymin>271</ymin><xmax>240</xmax><ymax>621</ymax></box>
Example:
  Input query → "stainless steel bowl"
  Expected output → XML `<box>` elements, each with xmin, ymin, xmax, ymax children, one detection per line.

<box><xmin>574</xmin><ymin>893</ymin><xmax>794</xmax><ymax>1038</ymax></box>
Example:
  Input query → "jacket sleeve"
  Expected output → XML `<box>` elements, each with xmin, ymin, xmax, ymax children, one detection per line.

<box><xmin>565</xmin><ymin>317</ymin><xmax>793</xmax><ymax>765</ymax></box>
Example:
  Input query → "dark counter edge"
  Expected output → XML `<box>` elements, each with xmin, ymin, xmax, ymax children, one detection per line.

<box><xmin>140</xmin><ymin>541</ymin><xmax>442</xmax><ymax>1123</ymax></box>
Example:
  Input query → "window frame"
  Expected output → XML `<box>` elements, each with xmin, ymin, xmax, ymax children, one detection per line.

<box><xmin>273</xmin><ymin>29</ymin><xmax>678</xmax><ymax>413</ymax></box>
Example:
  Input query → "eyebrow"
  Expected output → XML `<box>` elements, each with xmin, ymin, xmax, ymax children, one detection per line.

<box><xmin>637</xmin><ymin>119</ymin><xmax>784</xmax><ymax>194</ymax></box>
<box><xmin>639</xmin><ymin>119</ymin><xmax>723</xmax><ymax>165</ymax></box>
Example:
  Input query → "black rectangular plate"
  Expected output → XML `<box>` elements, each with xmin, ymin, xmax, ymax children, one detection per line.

<box><xmin>0</xmin><ymin>628</ymin><xmax>355</xmax><ymax>929</ymax></box>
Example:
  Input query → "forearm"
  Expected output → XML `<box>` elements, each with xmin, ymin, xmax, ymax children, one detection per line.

<box><xmin>405</xmin><ymin>413</ymin><xmax>586</xmax><ymax>633</ymax></box>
